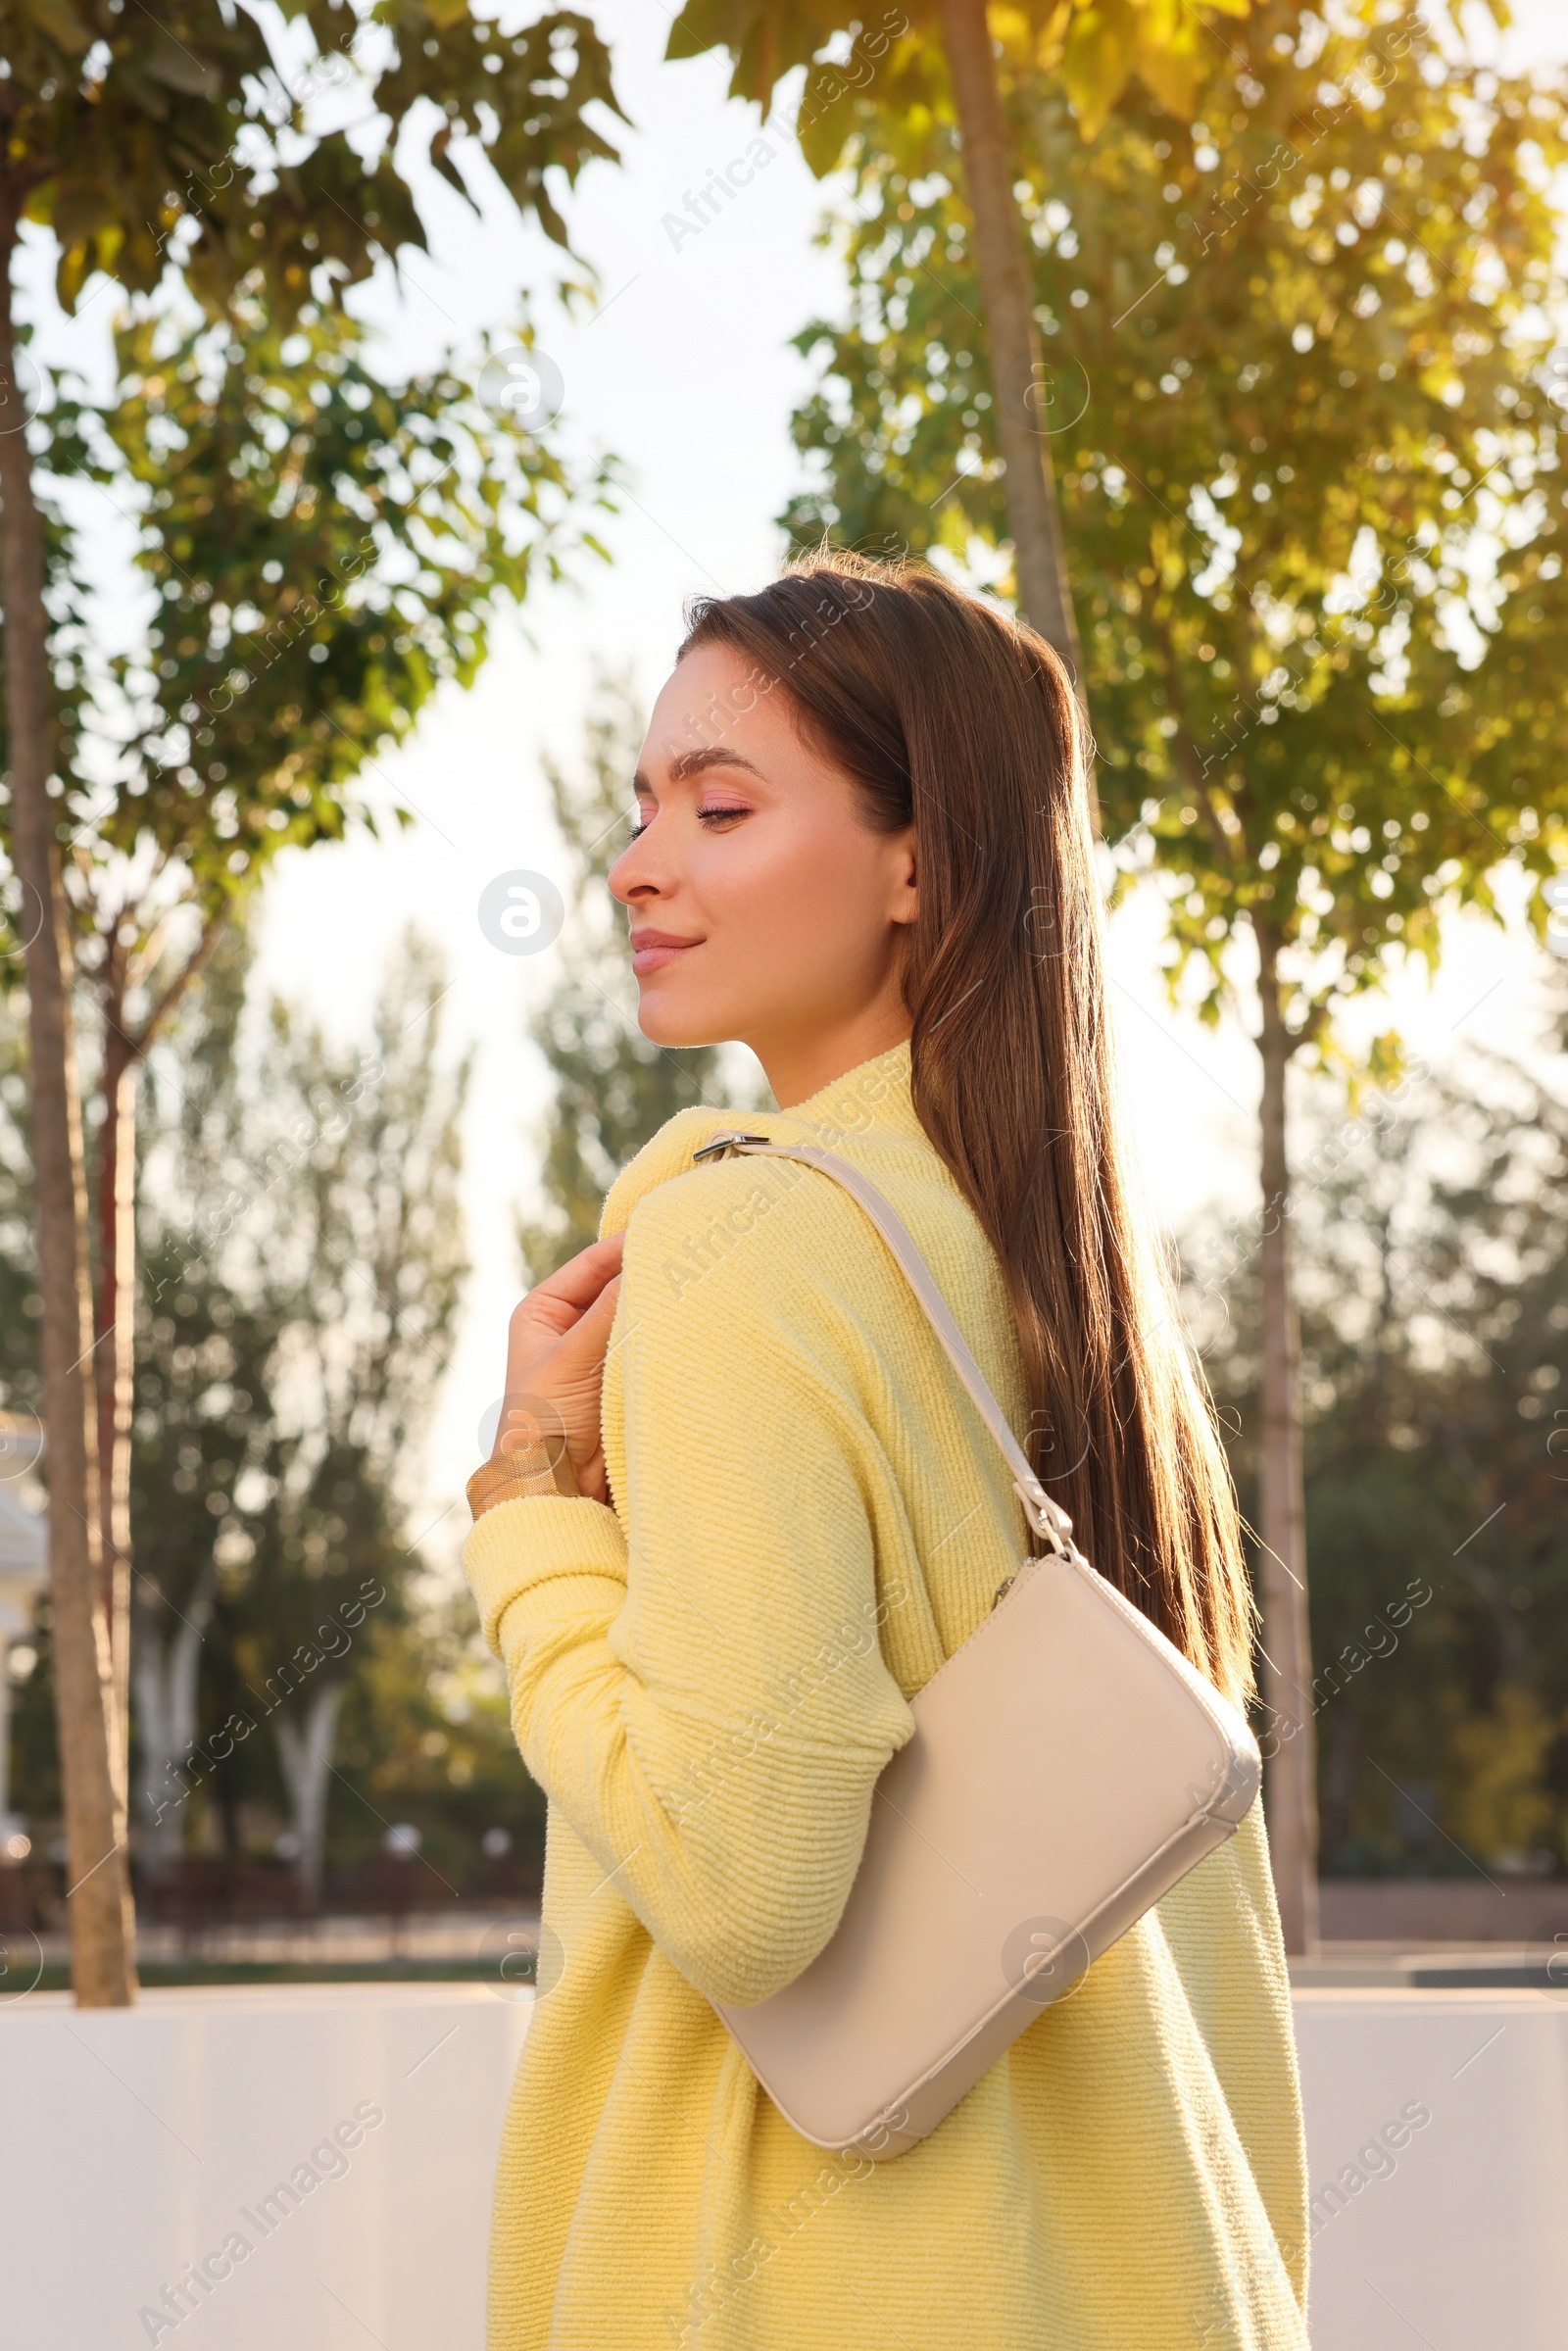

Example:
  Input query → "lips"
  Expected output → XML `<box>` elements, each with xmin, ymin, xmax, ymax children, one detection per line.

<box><xmin>631</xmin><ymin>929</ymin><xmax>703</xmax><ymax>975</ymax></box>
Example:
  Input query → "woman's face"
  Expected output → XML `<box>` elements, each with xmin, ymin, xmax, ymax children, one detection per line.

<box><xmin>608</xmin><ymin>641</ymin><xmax>917</xmax><ymax>1106</ymax></box>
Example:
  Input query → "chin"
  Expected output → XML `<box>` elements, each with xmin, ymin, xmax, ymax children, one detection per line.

<box><xmin>635</xmin><ymin>990</ymin><xmax>730</xmax><ymax>1052</ymax></box>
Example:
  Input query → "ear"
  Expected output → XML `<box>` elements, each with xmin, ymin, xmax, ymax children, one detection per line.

<box><xmin>888</xmin><ymin>825</ymin><xmax>918</xmax><ymax>926</ymax></box>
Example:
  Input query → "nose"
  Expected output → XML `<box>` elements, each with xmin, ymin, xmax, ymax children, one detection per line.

<box><xmin>609</xmin><ymin>824</ymin><xmax>664</xmax><ymax>907</ymax></box>
<box><xmin>608</xmin><ymin>846</ymin><xmax>646</xmax><ymax>906</ymax></box>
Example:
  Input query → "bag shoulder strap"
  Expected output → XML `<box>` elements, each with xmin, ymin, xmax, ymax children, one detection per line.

<box><xmin>693</xmin><ymin>1130</ymin><xmax>1074</xmax><ymax>1558</ymax></box>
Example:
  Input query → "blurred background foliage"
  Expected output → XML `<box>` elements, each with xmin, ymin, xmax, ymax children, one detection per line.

<box><xmin>783</xmin><ymin>0</ymin><xmax>1568</xmax><ymax>1008</ymax></box>
<box><xmin>1187</xmin><ymin>962</ymin><xmax>1568</xmax><ymax>1874</ymax></box>
<box><xmin>0</xmin><ymin>927</ymin><xmax>546</xmax><ymax>1900</ymax></box>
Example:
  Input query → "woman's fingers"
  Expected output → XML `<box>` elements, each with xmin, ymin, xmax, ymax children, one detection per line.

<box><xmin>498</xmin><ymin>1262</ymin><xmax>624</xmax><ymax>1466</ymax></box>
<box><xmin>526</xmin><ymin>1273</ymin><xmax>620</xmax><ymax>1405</ymax></box>
<box><xmin>503</xmin><ymin>1233</ymin><xmax>624</xmax><ymax>1380</ymax></box>
<box><xmin>491</xmin><ymin>1230</ymin><xmax>627</xmax><ymax>1475</ymax></box>
<box><xmin>554</xmin><ymin>1270</ymin><xmax>621</xmax><ymax>1375</ymax></box>
<box><xmin>530</xmin><ymin>1232</ymin><xmax>625</xmax><ymax>1316</ymax></box>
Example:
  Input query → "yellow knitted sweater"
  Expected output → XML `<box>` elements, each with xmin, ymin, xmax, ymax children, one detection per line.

<box><xmin>464</xmin><ymin>1038</ymin><xmax>1309</xmax><ymax>2351</ymax></box>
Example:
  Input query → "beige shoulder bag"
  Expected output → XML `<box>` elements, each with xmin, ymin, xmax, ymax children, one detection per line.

<box><xmin>691</xmin><ymin>1132</ymin><xmax>1261</xmax><ymax>2162</ymax></box>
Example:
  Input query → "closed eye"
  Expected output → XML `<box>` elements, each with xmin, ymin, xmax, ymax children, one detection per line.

<box><xmin>626</xmin><ymin>804</ymin><xmax>751</xmax><ymax>841</ymax></box>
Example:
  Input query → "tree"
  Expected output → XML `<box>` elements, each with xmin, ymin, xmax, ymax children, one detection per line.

<box><xmin>0</xmin><ymin>0</ymin><xmax>624</xmax><ymax>2000</ymax></box>
<box><xmin>517</xmin><ymin>670</ymin><xmax>734</xmax><ymax>1281</ymax></box>
<box><xmin>2</xmin><ymin>935</ymin><xmax>524</xmax><ymax>1893</ymax></box>
<box><xmin>137</xmin><ymin>933</ymin><xmax>469</xmax><ymax>1897</ymax></box>
<box><xmin>667</xmin><ymin>0</ymin><xmax>1261</xmax><ymax>787</ymax></box>
<box><xmin>60</xmin><ymin>288</ymin><xmax>608</xmax><ymax>1825</ymax></box>
<box><xmin>774</xmin><ymin>0</ymin><xmax>1568</xmax><ymax>1943</ymax></box>
<box><xmin>129</xmin><ymin>938</ymin><xmax>282</xmax><ymax>1871</ymax></box>
<box><xmin>239</xmin><ymin>941</ymin><xmax>469</xmax><ymax>1896</ymax></box>
<box><xmin>1188</xmin><ymin>972</ymin><xmax>1568</xmax><ymax>1880</ymax></box>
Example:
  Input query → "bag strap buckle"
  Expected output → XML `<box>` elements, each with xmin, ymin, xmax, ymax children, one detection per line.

<box><xmin>693</xmin><ymin>1130</ymin><xmax>772</xmax><ymax>1162</ymax></box>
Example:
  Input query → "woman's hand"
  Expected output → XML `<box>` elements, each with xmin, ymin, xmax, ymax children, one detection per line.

<box><xmin>496</xmin><ymin>1232</ymin><xmax>625</xmax><ymax>1505</ymax></box>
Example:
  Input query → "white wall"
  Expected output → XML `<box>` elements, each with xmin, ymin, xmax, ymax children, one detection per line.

<box><xmin>0</xmin><ymin>1984</ymin><xmax>529</xmax><ymax>2350</ymax></box>
<box><xmin>2</xmin><ymin>1984</ymin><xmax>1564</xmax><ymax>2347</ymax></box>
<box><xmin>1294</xmin><ymin>1988</ymin><xmax>1568</xmax><ymax>2351</ymax></box>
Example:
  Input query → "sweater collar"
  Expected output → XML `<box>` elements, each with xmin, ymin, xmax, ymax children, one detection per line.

<box><xmin>600</xmin><ymin>1037</ymin><xmax>925</xmax><ymax>1242</ymax></box>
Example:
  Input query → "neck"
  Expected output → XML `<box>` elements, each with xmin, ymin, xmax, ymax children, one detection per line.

<box><xmin>754</xmin><ymin>1006</ymin><xmax>913</xmax><ymax>1110</ymax></box>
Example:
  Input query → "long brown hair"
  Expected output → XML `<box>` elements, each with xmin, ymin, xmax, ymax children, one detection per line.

<box><xmin>679</xmin><ymin>549</ymin><xmax>1254</xmax><ymax>1705</ymax></box>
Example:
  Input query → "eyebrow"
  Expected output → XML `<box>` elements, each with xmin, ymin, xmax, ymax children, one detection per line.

<box><xmin>632</xmin><ymin>745</ymin><xmax>766</xmax><ymax>792</ymax></box>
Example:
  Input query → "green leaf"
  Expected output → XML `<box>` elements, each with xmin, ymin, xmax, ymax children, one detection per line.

<box><xmin>18</xmin><ymin>0</ymin><xmax>93</xmax><ymax>55</ymax></box>
<box><xmin>142</xmin><ymin>29</ymin><xmax>222</xmax><ymax>96</ymax></box>
<box><xmin>666</xmin><ymin>0</ymin><xmax>765</xmax><ymax>69</ymax></box>
<box><xmin>1059</xmin><ymin>1</ymin><xmax>1137</xmax><ymax>142</ymax></box>
<box><xmin>46</xmin><ymin>179</ymin><xmax>117</xmax><ymax>252</ymax></box>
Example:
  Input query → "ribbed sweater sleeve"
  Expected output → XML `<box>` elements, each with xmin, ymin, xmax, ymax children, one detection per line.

<box><xmin>463</xmin><ymin>1164</ymin><xmax>916</xmax><ymax>2010</ymax></box>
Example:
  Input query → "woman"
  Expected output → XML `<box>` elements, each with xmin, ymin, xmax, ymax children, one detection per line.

<box><xmin>464</xmin><ymin>553</ymin><xmax>1309</xmax><ymax>2350</ymax></box>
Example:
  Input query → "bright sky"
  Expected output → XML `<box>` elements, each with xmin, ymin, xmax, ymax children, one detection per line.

<box><xmin>20</xmin><ymin>0</ymin><xmax>1568</xmax><ymax>1550</ymax></box>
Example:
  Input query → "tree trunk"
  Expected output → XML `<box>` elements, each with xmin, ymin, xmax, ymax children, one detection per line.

<box><xmin>1253</xmin><ymin>916</ymin><xmax>1319</xmax><ymax>1955</ymax></box>
<box><xmin>95</xmin><ymin>907</ymin><xmax>225</xmax><ymax>1827</ymax></box>
<box><xmin>934</xmin><ymin>0</ymin><xmax>1097</xmax><ymax>822</ymax></box>
<box><xmin>133</xmin><ymin>1568</ymin><xmax>215</xmax><ymax>1867</ymax></box>
<box><xmin>96</xmin><ymin>992</ymin><xmax>137</xmax><ymax>1811</ymax></box>
<box><xmin>0</xmin><ymin>227</ymin><xmax>137</xmax><ymax>2003</ymax></box>
<box><xmin>275</xmin><ymin>1681</ymin><xmax>345</xmax><ymax>1906</ymax></box>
